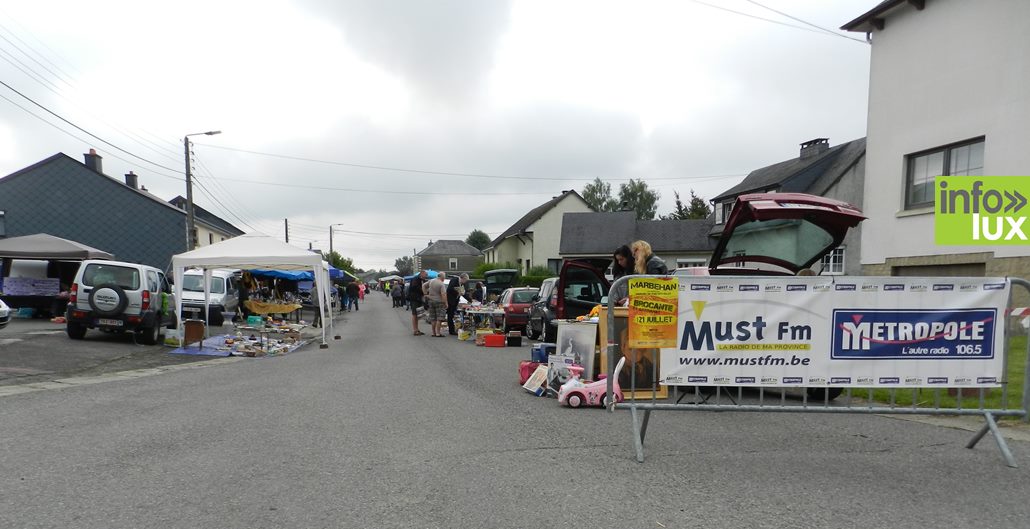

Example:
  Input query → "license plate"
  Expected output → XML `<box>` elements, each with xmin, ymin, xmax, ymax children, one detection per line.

<box><xmin>97</xmin><ymin>318</ymin><xmax>123</xmax><ymax>327</ymax></box>
<box><xmin>523</xmin><ymin>308</ymin><xmax>530</xmax><ymax>313</ymax></box>
<box><xmin>184</xmin><ymin>307</ymin><xmax>200</xmax><ymax>313</ymax></box>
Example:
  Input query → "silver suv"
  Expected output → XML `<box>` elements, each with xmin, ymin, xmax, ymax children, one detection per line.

<box><xmin>65</xmin><ymin>260</ymin><xmax>177</xmax><ymax>345</ymax></box>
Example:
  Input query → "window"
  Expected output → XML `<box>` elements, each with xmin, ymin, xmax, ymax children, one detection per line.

<box><xmin>547</xmin><ymin>259</ymin><xmax>562</xmax><ymax>274</ymax></box>
<box><xmin>715</xmin><ymin>201</ymin><xmax>733</xmax><ymax>224</ymax></box>
<box><xmin>525</xmin><ymin>260</ymin><xmax>531</xmax><ymax>273</ymax></box>
<box><xmin>820</xmin><ymin>247</ymin><xmax>845</xmax><ymax>275</ymax></box>
<box><xmin>905</xmin><ymin>138</ymin><xmax>984</xmax><ymax>209</ymax></box>
<box><xmin>448</xmin><ymin>258</ymin><xmax>457</xmax><ymax>270</ymax></box>
<box><xmin>208</xmin><ymin>233</ymin><xmax>214</xmax><ymax>245</ymax></box>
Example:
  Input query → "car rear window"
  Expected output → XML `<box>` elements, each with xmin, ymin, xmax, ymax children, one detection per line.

<box><xmin>182</xmin><ymin>275</ymin><xmax>226</xmax><ymax>294</ymax></box>
<box><xmin>512</xmin><ymin>290</ymin><xmax>536</xmax><ymax>303</ymax></box>
<box><xmin>81</xmin><ymin>264</ymin><xmax>140</xmax><ymax>289</ymax></box>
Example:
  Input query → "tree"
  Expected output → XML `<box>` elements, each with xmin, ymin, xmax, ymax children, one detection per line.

<box><xmin>662</xmin><ymin>189</ymin><xmax>712</xmax><ymax>220</ymax></box>
<box><xmin>324</xmin><ymin>251</ymin><xmax>355</xmax><ymax>273</ymax></box>
<box><xmin>617</xmin><ymin>178</ymin><xmax>660</xmax><ymax>220</ymax></box>
<box><xmin>395</xmin><ymin>256</ymin><xmax>414</xmax><ymax>276</ymax></box>
<box><xmin>581</xmin><ymin>177</ymin><xmax>618</xmax><ymax>212</ymax></box>
<box><xmin>686</xmin><ymin>190</ymin><xmax>712</xmax><ymax>219</ymax></box>
<box><xmin>465</xmin><ymin>229</ymin><xmax>491</xmax><ymax>251</ymax></box>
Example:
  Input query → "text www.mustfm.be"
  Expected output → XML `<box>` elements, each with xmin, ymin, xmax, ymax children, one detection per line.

<box><xmin>679</xmin><ymin>354</ymin><xmax>811</xmax><ymax>366</ymax></box>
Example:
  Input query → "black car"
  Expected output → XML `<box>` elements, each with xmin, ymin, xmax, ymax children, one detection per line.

<box><xmin>527</xmin><ymin>260</ymin><xmax>610</xmax><ymax>343</ymax></box>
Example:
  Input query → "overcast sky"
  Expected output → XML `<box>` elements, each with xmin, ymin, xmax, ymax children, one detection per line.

<box><xmin>0</xmin><ymin>0</ymin><xmax>875</xmax><ymax>271</ymax></box>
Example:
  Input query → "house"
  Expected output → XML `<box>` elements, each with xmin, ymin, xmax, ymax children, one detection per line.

<box><xmin>710</xmin><ymin>138</ymin><xmax>866</xmax><ymax>275</ymax></box>
<box><xmin>842</xmin><ymin>0</ymin><xmax>1030</xmax><ymax>281</ymax></box>
<box><xmin>483</xmin><ymin>190</ymin><xmax>593</xmax><ymax>274</ymax></box>
<box><xmin>169</xmin><ymin>196</ymin><xmax>245</xmax><ymax>247</ymax></box>
<box><xmin>559</xmin><ymin>211</ymin><xmax>716</xmax><ymax>270</ymax></box>
<box><xmin>416</xmin><ymin>240</ymin><xmax>483</xmax><ymax>276</ymax></box>
<box><xmin>0</xmin><ymin>150</ymin><xmax>243</xmax><ymax>269</ymax></box>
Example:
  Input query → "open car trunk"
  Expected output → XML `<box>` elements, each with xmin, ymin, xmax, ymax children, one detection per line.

<box><xmin>709</xmin><ymin>193</ymin><xmax>866</xmax><ymax>276</ymax></box>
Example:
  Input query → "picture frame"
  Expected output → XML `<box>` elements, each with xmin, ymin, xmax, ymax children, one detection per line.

<box><xmin>598</xmin><ymin>307</ymin><xmax>668</xmax><ymax>399</ymax></box>
<box><xmin>555</xmin><ymin>321</ymin><xmax>598</xmax><ymax>380</ymax></box>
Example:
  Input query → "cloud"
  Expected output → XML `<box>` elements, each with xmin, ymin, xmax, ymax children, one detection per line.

<box><xmin>299</xmin><ymin>0</ymin><xmax>513</xmax><ymax>105</ymax></box>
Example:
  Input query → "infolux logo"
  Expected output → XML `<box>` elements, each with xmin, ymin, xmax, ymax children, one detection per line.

<box><xmin>831</xmin><ymin>309</ymin><xmax>996</xmax><ymax>360</ymax></box>
<box><xmin>936</xmin><ymin>177</ymin><xmax>1030</xmax><ymax>244</ymax></box>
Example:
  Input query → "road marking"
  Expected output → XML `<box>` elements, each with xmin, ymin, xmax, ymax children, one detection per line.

<box><xmin>25</xmin><ymin>331</ymin><xmax>65</xmax><ymax>336</ymax></box>
<box><xmin>0</xmin><ymin>338</ymin><xmax>23</xmax><ymax>346</ymax></box>
<box><xmin>0</xmin><ymin>357</ymin><xmax>244</xmax><ymax>398</ymax></box>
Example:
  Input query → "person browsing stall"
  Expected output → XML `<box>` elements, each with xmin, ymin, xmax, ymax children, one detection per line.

<box><xmin>631</xmin><ymin>240</ymin><xmax>668</xmax><ymax>275</ymax></box>
<box><xmin>445</xmin><ymin>273</ymin><xmax>469</xmax><ymax>335</ymax></box>
<box><xmin>408</xmin><ymin>270</ymin><xmax>428</xmax><ymax>335</ymax></box>
<box><xmin>424</xmin><ymin>271</ymin><xmax>448</xmax><ymax>337</ymax></box>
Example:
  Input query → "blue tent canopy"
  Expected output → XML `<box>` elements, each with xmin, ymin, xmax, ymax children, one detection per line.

<box><xmin>403</xmin><ymin>269</ymin><xmax>439</xmax><ymax>280</ymax></box>
<box><xmin>249</xmin><ymin>269</ymin><xmax>312</xmax><ymax>281</ymax></box>
<box><xmin>329</xmin><ymin>266</ymin><xmax>358</xmax><ymax>282</ymax></box>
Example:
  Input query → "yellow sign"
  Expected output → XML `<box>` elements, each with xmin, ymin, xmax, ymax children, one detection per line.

<box><xmin>628</xmin><ymin>277</ymin><xmax>679</xmax><ymax>348</ymax></box>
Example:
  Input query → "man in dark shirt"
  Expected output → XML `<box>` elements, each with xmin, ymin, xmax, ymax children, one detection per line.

<box><xmin>408</xmin><ymin>271</ymin><xmax>428</xmax><ymax>335</ymax></box>
<box><xmin>445</xmin><ymin>273</ymin><xmax>469</xmax><ymax>336</ymax></box>
<box><xmin>345</xmin><ymin>281</ymin><xmax>360</xmax><ymax>311</ymax></box>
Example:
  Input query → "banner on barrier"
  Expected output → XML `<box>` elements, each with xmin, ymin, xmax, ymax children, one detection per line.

<box><xmin>661</xmin><ymin>277</ymin><xmax>1008</xmax><ymax>388</ymax></box>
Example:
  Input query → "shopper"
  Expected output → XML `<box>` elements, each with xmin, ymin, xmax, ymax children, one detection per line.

<box><xmin>391</xmin><ymin>280</ymin><xmax>404</xmax><ymax>307</ymax></box>
<box><xmin>445</xmin><ymin>273</ymin><xmax>469</xmax><ymax>335</ymax></box>
<box><xmin>631</xmin><ymin>240</ymin><xmax>668</xmax><ymax>275</ymax></box>
<box><xmin>471</xmin><ymin>281</ymin><xmax>485</xmax><ymax>303</ymax></box>
<box><xmin>424</xmin><ymin>271</ymin><xmax>448</xmax><ymax>337</ymax></box>
<box><xmin>309</xmin><ymin>281</ymin><xmax>322</xmax><ymax>328</ymax></box>
<box><xmin>346</xmin><ymin>281</ymin><xmax>360</xmax><ymax>311</ymax></box>
<box><xmin>610</xmin><ymin>244</ymin><xmax>636</xmax><ymax>306</ymax></box>
<box><xmin>408</xmin><ymin>271</ymin><xmax>427</xmax><ymax>335</ymax></box>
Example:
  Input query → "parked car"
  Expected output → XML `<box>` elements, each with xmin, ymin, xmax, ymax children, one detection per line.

<box><xmin>179</xmin><ymin>268</ymin><xmax>241</xmax><ymax>326</ymax></box>
<box><xmin>499</xmin><ymin>287</ymin><xmax>538</xmax><ymax>334</ymax></box>
<box><xmin>528</xmin><ymin>260</ymin><xmax>611</xmax><ymax>343</ymax></box>
<box><xmin>689</xmin><ymin>192</ymin><xmax>867</xmax><ymax>400</ymax></box>
<box><xmin>65</xmin><ymin>259</ymin><xmax>177</xmax><ymax>345</ymax></box>
<box><xmin>0</xmin><ymin>298</ymin><xmax>10</xmax><ymax>329</ymax></box>
<box><xmin>484</xmin><ymin>269</ymin><xmax>519</xmax><ymax>300</ymax></box>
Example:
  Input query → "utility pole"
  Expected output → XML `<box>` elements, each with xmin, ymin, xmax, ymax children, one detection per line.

<box><xmin>284</xmin><ymin>218</ymin><xmax>289</xmax><ymax>243</ymax></box>
<box><xmin>183</xmin><ymin>130</ymin><xmax>221</xmax><ymax>250</ymax></box>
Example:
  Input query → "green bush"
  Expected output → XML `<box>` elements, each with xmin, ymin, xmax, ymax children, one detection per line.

<box><xmin>526</xmin><ymin>266</ymin><xmax>553</xmax><ymax>277</ymax></box>
<box><xmin>517</xmin><ymin>275</ymin><xmax>551</xmax><ymax>288</ymax></box>
<box><xmin>473</xmin><ymin>261</ymin><xmax>519</xmax><ymax>277</ymax></box>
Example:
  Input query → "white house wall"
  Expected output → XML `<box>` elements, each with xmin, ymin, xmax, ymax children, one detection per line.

<box><xmin>862</xmin><ymin>0</ymin><xmax>1030</xmax><ymax>266</ymax></box>
<box><xmin>525</xmin><ymin>195</ymin><xmax>592</xmax><ymax>272</ymax></box>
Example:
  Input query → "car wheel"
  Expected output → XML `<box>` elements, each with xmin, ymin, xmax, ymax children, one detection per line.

<box><xmin>210</xmin><ymin>312</ymin><xmax>225</xmax><ymax>327</ymax></box>
<box><xmin>67</xmin><ymin>322</ymin><xmax>87</xmax><ymax>340</ymax></box>
<box><xmin>139</xmin><ymin>323</ymin><xmax>160</xmax><ymax>345</ymax></box>
<box><xmin>567</xmin><ymin>393</ymin><xmax>583</xmax><ymax>408</ymax></box>
<box><xmin>527</xmin><ymin>320</ymin><xmax>539</xmax><ymax>340</ymax></box>
<box><xmin>807</xmin><ymin>387</ymin><xmax>844</xmax><ymax>401</ymax></box>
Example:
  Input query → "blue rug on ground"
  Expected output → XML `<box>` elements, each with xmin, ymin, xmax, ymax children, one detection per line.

<box><xmin>168</xmin><ymin>334</ymin><xmax>233</xmax><ymax>356</ymax></box>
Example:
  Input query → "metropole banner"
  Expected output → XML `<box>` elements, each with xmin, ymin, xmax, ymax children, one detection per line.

<box><xmin>628</xmin><ymin>277</ymin><xmax>679</xmax><ymax>348</ymax></box>
<box><xmin>660</xmin><ymin>277</ymin><xmax>1009</xmax><ymax>388</ymax></box>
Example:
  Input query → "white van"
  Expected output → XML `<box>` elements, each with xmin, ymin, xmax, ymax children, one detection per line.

<box><xmin>66</xmin><ymin>259</ymin><xmax>176</xmax><ymax>345</ymax></box>
<box><xmin>180</xmin><ymin>268</ymin><xmax>241</xmax><ymax>326</ymax></box>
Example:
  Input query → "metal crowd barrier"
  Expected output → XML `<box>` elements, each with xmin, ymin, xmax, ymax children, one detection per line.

<box><xmin>604</xmin><ymin>275</ymin><xmax>1030</xmax><ymax>467</ymax></box>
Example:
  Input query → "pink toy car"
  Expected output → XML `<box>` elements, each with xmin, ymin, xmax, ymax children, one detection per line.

<box><xmin>558</xmin><ymin>357</ymin><xmax>625</xmax><ymax>408</ymax></box>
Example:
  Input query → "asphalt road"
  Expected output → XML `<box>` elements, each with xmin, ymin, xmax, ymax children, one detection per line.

<box><xmin>1</xmin><ymin>295</ymin><xmax>1029</xmax><ymax>528</ymax></box>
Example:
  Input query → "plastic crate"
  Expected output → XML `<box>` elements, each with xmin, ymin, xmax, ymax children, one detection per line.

<box><xmin>484</xmin><ymin>333</ymin><xmax>506</xmax><ymax>347</ymax></box>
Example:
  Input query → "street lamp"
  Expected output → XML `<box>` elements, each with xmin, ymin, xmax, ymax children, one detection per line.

<box><xmin>329</xmin><ymin>223</ymin><xmax>345</xmax><ymax>259</ymax></box>
<box><xmin>184</xmin><ymin>130</ymin><xmax>222</xmax><ymax>250</ymax></box>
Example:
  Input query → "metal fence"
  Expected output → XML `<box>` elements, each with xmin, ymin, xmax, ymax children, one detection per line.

<box><xmin>604</xmin><ymin>275</ymin><xmax>1030</xmax><ymax>467</ymax></box>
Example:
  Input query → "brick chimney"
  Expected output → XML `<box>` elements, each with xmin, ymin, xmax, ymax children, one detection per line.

<box><xmin>124</xmin><ymin>171</ymin><xmax>138</xmax><ymax>189</ymax></box>
<box><xmin>84</xmin><ymin>148</ymin><xmax>103</xmax><ymax>173</ymax></box>
<box><xmin>800</xmin><ymin>138</ymin><xmax>829</xmax><ymax>160</ymax></box>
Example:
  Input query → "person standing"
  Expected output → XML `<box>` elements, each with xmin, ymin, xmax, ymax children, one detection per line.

<box><xmin>424</xmin><ymin>271</ymin><xmax>448</xmax><ymax>337</ymax></box>
<box><xmin>358</xmin><ymin>281</ymin><xmax>366</xmax><ymax>301</ymax></box>
<box><xmin>391</xmin><ymin>279</ymin><xmax>404</xmax><ymax>307</ymax></box>
<box><xmin>383</xmin><ymin>280</ymin><xmax>391</xmax><ymax>298</ymax></box>
<box><xmin>445</xmin><ymin>273</ymin><xmax>469</xmax><ymax>335</ymax></box>
<box><xmin>309</xmin><ymin>281</ymin><xmax>322</xmax><ymax>328</ymax></box>
<box><xmin>611</xmin><ymin>245</ymin><xmax>636</xmax><ymax>306</ymax></box>
<box><xmin>631</xmin><ymin>240</ymin><xmax>668</xmax><ymax>275</ymax></box>
<box><xmin>408</xmin><ymin>270</ymin><xmax>428</xmax><ymax>335</ymax></box>
<box><xmin>346</xmin><ymin>281</ymin><xmax>360</xmax><ymax>311</ymax></box>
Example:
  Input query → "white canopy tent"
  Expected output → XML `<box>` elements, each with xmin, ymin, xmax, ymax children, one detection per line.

<box><xmin>169</xmin><ymin>234</ymin><xmax>333</xmax><ymax>348</ymax></box>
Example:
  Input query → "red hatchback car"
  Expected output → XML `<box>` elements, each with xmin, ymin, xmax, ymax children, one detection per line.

<box><xmin>499</xmin><ymin>287</ymin><xmax>538</xmax><ymax>334</ymax></box>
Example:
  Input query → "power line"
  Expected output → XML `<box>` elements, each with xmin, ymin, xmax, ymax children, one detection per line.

<box><xmin>743</xmin><ymin>0</ymin><xmax>868</xmax><ymax>43</ymax></box>
<box><xmin>195</xmin><ymin>142</ymin><xmax>745</xmax><ymax>183</ymax></box>
<box><xmin>208</xmin><ymin>175</ymin><xmax>560</xmax><ymax>196</ymax></box>
<box><xmin>0</xmin><ymin>78</ymin><xmax>187</xmax><ymax>177</ymax></box>
<box><xmin>689</xmin><ymin>0</ymin><xmax>865</xmax><ymax>43</ymax></box>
